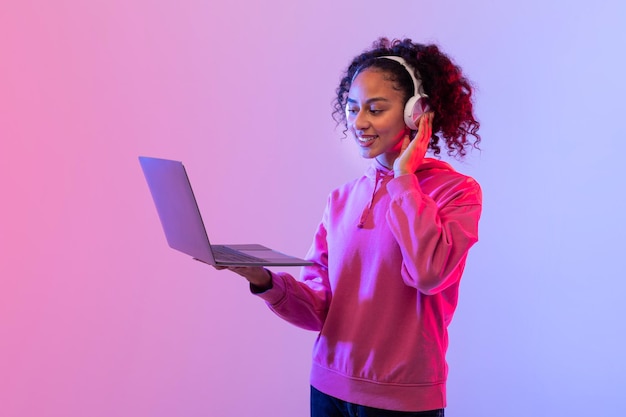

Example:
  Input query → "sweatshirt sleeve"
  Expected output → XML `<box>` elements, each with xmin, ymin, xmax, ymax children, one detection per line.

<box><xmin>385</xmin><ymin>173</ymin><xmax>482</xmax><ymax>295</ymax></box>
<box><xmin>252</xmin><ymin>215</ymin><xmax>332</xmax><ymax>332</ymax></box>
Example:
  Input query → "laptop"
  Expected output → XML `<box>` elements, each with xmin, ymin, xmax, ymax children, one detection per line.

<box><xmin>139</xmin><ymin>156</ymin><xmax>314</xmax><ymax>267</ymax></box>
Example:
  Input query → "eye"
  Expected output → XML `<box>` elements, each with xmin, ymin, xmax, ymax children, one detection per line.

<box><xmin>345</xmin><ymin>106</ymin><xmax>358</xmax><ymax>116</ymax></box>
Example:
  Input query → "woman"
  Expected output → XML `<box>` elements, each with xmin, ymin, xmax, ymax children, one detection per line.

<box><xmin>218</xmin><ymin>38</ymin><xmax>481</xmax><ymax>416</ymax></box>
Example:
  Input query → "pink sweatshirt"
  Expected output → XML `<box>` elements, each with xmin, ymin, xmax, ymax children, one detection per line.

<box><xmin>255</xmin><ymin>158</ymin><xmax>482</xmax><ymax>412</ymax></box>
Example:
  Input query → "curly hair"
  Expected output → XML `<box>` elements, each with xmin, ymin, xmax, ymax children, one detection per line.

<box><xmin>333</xmin><ymin>38</ymin><xmax>481</xmax><ymax>159</ymax></box>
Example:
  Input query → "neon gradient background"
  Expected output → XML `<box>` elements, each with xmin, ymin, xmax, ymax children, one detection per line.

<box><xmin>1</xmin><ymin>1</ymin><xmax>624</xmax><ymax>416</ymax></box>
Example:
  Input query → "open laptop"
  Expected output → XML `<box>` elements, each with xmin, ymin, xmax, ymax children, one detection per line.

<box><xmin>139</xmin><ymin>156</ymin><xmax>313</xmax><ymax>267</ymax></box>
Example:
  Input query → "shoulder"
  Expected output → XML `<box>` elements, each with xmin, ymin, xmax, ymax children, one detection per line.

<box><xmin>416</xmin><ymin>159</ymin><xmax>481</xmax><ymax>207</ymax></box>
<box><xmin>328</xmin><ymin>174</ymin><xmax>370</xmax><ymax>201</ymax></box>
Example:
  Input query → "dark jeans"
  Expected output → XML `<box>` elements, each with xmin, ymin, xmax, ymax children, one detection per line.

<box><xmin>311</xmin><ymin>386</ymin><xmax>445</xmax><ymax>417</ymax></box>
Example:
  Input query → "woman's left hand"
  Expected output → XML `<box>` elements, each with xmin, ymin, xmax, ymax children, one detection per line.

<box><xmin>393</xmin><ymin>112</ymin><xmax>434</xmax><ymax>177</ymax></box>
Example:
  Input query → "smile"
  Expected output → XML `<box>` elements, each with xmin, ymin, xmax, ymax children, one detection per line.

<box><xmin>358</xmin><ymin>135</ymin><xmax>378</xmax><ymax>143</ymax></box>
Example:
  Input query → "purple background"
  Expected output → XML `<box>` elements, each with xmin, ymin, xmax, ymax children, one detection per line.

<box><xmin>1</xmin><ymin>1</ymin><xmax>624</xmax><ymax>416</ymax></box>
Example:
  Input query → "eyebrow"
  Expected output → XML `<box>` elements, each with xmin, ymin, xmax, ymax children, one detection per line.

<box><xmin>346</xmin><ymin>97</ymin><xmax>390</xmax><ymax>105</ymax></box>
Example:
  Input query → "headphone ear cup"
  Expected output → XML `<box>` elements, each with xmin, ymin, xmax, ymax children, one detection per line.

<box><xmin>404</xmin><ymin>96</ymin><xmax>420</xmax><ymax>130</ymax></box>
<box><xmin>404</xmin><ymin>96</ymin><xmax>431</xmax><ymax>130</ymax></box>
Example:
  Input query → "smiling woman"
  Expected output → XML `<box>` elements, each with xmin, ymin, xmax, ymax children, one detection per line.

<box><xmin>215</xmin><ymin>37</ymin><xmax>482</xmax><ymax>417</ymax></box>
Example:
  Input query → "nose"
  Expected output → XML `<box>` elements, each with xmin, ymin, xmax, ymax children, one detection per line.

<box><xmin>352</xmin><ymin>109</ymin><xmax>370</xmax><ymax>130</ymax></box>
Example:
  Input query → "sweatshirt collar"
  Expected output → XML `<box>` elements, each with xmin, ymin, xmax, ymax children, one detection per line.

<box><xmin>365</xmin><ymin>158</ymin><xmax>395</xmax><ymax>179</ymax></box>
<box><xmin>358</xmin><ymin>159</ymin><xmax>394</xmax><ymax>228</ymax></box>
<box><xmin>365</xmin><ymin>157</ymin><xmax>454</xmax><ymax>179</ymax></box>
<box><xmin>358</xmin><ymin>157</ymin><xmax>452</xmax><ymax>228</ymax></box>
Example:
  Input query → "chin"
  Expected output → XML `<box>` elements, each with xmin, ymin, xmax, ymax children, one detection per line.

<box><xmin>358</xmin><ymin>149</ymin><xmax>378</xmax><ymax>160</ymax></box>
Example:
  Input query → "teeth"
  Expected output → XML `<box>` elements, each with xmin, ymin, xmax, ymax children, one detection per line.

<box><xmin>359</xmin><ymin>136</ymin><xmax>377</xmax><ymax>142</ymax></box>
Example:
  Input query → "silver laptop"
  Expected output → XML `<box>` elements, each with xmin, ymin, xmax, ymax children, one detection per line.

<box><xmin>139</xmin><ymin>156</ymin><xmax>313</xmax><ymax>267</ymax></box>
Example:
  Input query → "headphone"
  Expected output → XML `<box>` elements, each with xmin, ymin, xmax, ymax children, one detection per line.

<box><xmin>347</xmin><ymin>55</ymin><xmax>430</xmax><ymax>131</ymax></box>
<box><xmin>379</xmin><ymin>56</ymin><xmax>430</xmax><ymax>130</ymax></box>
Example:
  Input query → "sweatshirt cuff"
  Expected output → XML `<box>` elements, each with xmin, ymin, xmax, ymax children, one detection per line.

<box><xmin>250</xmin><ymin>270</ymin><xmax>288</xmax><ymax>305</ymax></box>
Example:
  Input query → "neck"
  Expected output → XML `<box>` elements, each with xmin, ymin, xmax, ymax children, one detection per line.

<box><xmin>376</xmin><ymin>150</ymin><xmax>401</xmax><ymax>170</ymax></box>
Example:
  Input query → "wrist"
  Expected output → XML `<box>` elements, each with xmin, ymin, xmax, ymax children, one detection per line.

<box><xmin>250</xmin><ymin>268</ymin><xmax>273</xmax><ymax>292</ymax></box>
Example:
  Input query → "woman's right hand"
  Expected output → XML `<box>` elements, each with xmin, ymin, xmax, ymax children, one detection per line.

<box><xmin>214</xmin><ymin>265</ymin><xmax>273</xmax><ymax>290</ymax></box>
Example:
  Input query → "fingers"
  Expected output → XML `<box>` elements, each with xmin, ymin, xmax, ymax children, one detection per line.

<box><xmin>215</xmin><ymin>265</ymin><xmax>242</xmax><ymax>273</ymax></box>
<box><xmin>215</xmin><ymin>265</ymin><xmax>265</xmax><ymax>280</ymax></box>
<box><xmin>394</xmin><ymin>113</ymin><xmax>435</xmax><ymax>176</ymax></box>
<box><xmin>423</xmin><ymin>112</ymin><xmax>434</xmax><ymax>137</ymax></box>
<box><xmin>416</xmin><ymin>112</ymin><xmax>433</xmax><ymax>142</ymax></box>
<box><xmin>409</xmin><ymin>113</ymin><xmax>433</xmax><ymax>156</ymax></box>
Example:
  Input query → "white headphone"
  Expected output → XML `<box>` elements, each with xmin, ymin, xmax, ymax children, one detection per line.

<box><xmin>379</xmin><ymin>56</ymin><xmax>430</xmax><ymax>130</ymax></box>
<box><xmin>347</xmin><ymin>55</ymin><xmax>430</xmax><ymax>130</ymax></box>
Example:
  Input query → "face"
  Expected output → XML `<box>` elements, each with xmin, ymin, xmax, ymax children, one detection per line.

<box><xmin>346</xmin><ymin>68</ymin><xmax>409</xmax><ymax>168</ymax></box>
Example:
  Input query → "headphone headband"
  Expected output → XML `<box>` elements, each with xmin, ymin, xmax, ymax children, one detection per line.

<box><xmin>377</xmin><ymin>56</ymin><xmax>421</xmax><ymax>96</ymax></box>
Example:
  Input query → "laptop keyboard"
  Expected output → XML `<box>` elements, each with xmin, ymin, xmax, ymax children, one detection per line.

<box><xmin>212</xmin><ymin>245</ymin><xmax>268</xmax><ymax>263</ymax></box>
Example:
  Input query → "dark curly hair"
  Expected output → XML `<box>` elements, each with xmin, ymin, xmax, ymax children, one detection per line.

<box><xmin>333</xmin><ymin>38</ymin><xmax>481</xmax><ymax>159</ymax></box>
